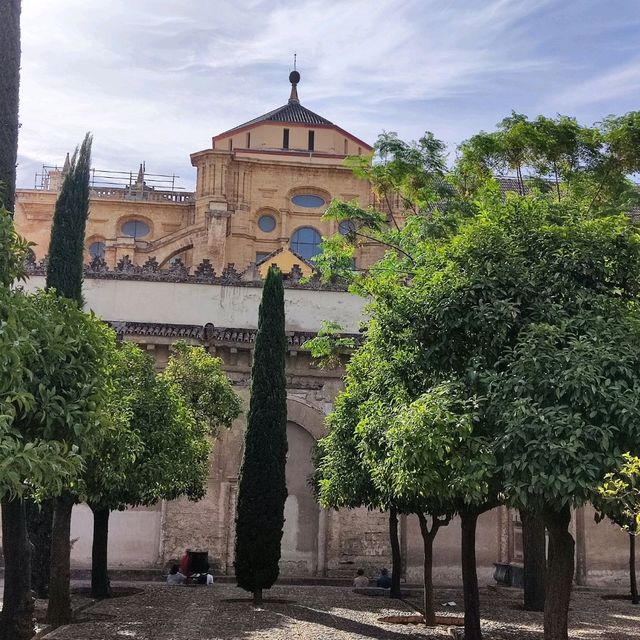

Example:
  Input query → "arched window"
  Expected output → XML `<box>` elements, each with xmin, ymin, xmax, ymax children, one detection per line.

<box><xmin>121</xmin><ymin>219</ymin><xmax>150</xmax><ymax>239</ymax></box>
<box><xmin>290</xmin><ymin>227</ymin><xmax>321</xmax><ymax>260</ymax></box>
<box><xmin>88</xmin><ymin>241</ymin><xmax>105</xmax><ymax>259</ymax></box>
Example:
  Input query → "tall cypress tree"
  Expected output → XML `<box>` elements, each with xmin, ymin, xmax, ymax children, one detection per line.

<box><xmin>43</xmin><ymin>133</ymin><xmax>93</xmax><ymax>624</ymax></box>
<box><xmin>234</xmin><ymin>266</ymin><xmax>288</xmax><ymax>606</ymax></box>
<box><xmin>0</xmin><ymin>0</ymin><xmax>20</xmax><ymax>216</ymax></box>
<box><xmin>0</xmin><ymin>4</ymin><xmax>34</xmax><ymax>640</ymax></box>
<box><xmin>46</xmin><ymin>132</ymin><xmax>92</xmax><ymax>302</ymax></box>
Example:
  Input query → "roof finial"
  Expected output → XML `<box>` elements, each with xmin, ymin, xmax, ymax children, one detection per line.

<box><xmin>289</xmin><ymin>55</ymin><xmax>300</xmax><ymax>104</ymax></box>
<box><xmin>62</xmin><ymin>152</ymin><xmax>71</xmax><ymax>174</ymax></box>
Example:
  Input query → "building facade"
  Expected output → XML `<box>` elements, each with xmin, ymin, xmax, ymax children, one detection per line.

<box><xmin>10</xmin><ymin>72</ymin><xmax>631</xmax><ymax>587</ymax></box>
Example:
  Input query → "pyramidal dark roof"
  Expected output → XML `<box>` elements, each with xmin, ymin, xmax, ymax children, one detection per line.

<box><xmin>220</xmin><ymin>69</ymin><xmax>333</xmax><ymax>136</ymax></box>
<box><xmin>236</xmin><ymin>101</ymin><xmax>333</xmax><ymax>128</ymax></box>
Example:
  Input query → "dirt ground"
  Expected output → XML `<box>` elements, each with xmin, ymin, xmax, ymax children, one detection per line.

<box><xmin>30</xmin><ymin>583</ymin><xmax>640</xmax><ymax>639</ymax></box>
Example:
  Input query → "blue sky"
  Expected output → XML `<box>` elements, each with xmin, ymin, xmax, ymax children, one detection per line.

<box><xmin>16</xmin><ymin>0</ymin><xmax>640</xmax><ymax>190</ymax></box>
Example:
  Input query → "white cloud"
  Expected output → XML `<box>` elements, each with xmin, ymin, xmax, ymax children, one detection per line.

<box><xmin>547</xmin><ymin>58</ymin><xmax>640</xmax><ymax>110</ymax></box>
<box><xmin>16</xmin><ymin>0</ymin><xmax>559</xmax><ymax>187</ymax></box>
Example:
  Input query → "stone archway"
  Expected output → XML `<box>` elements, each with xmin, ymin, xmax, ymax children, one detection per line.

<box><xmin>286</xmin><ymin>398</ymin><xmax>326</xmax><ymax>441</ymax></box>
<box><xmin>280</xmin><ymin>399</ymin><xmax>327</xmax><ymax>575</ymax></box>
<box><xmin>221</xmin><ymin>398</ymin><xmax>328</xmax><ymax>576</ymax></box>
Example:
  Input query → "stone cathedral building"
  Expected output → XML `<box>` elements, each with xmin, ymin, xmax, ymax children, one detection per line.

<box><xmin>11</xmin><ymin>72</ymin><xmax>630</xmax><ymax>586</ymax></box>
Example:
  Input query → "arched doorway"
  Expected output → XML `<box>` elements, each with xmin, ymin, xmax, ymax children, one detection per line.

<box><xmin>281</xmin><ymin>421</ymin><xmax>319</xmax><ymax>574</ymax></box>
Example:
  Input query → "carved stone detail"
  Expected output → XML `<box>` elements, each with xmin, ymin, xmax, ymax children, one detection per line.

<box><xmin>24</xmin><ymin>255</ymin><xmax>349</xmax><ymax>291</ymax></box>
<box><xmin>142</xmin><ymin>257</ymin><xmax>160</xmax><ymax>273</ymax></box>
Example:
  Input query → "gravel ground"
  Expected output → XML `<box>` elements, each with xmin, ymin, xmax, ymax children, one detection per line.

<box><xmin>34</xmin><ymin>583</ymin><xmax>640</xmax><ymax>639</ymax></box>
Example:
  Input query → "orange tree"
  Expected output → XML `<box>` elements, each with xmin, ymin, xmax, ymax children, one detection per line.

<box><xmin>316</xmin><ymin>178</ymin><xmax>640</xmax><ymax>640</ymax></box>
<box><xmin>84</xmin><ymin>341</ymin><xmax>240</xmax><ymax>598</ymax></box>
<box><xmin>1</xmin><ymin>210</ymin><xmax>112</xmax><ymax>639</ymax></box>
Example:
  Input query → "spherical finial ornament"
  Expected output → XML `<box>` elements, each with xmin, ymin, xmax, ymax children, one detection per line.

<box><xmin>289</xmin><ymin>70</ymin><xmax>300</xmax><ymax>84</ymax></box>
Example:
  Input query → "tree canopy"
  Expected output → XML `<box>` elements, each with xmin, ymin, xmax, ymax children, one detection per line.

<box><xmin>311</xmin><ymin>114</ymin><xmax>640</xmax><ymax>639</ymax></box>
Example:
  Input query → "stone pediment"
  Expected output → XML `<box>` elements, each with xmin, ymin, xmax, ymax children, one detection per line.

<box><xmin>255</xmin><ymin>247</ymin><xmax>315</xmax><ymax>280</ymax></box>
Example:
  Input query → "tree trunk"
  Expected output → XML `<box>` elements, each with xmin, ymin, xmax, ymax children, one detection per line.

<box><xmin>461</xmin><ymin>507</ymin><xmax>482</xmax><ymax>640</ymax></box>
<box><xmin>46</xmin><ymin>491</ymin><xmax>74</xmax><ymax>624</ymax></box>
<box><xmin>0</xmin><ymin>498</ymin><xmax>35</xmax><ymax>640</ymax></box>
<box><xmin>516</xmin><ymin>164</ymin><xmax>525</xmax><ymax>196</ymax></box>
<box><xmin>417</xmin><ymin>512</ymin><xmax>444</xmax><ymax>627</ymax></box>
<box><xmin>543</xmin><ymin>505</ymin><xmax>574</xmax><ymax>640</ymax></box>
<box><xmin>521</xmin><ymin>509</ymin><xmax>546</xmax><ymax>611</ymax></box>
<box><xmin>253</xmin><ymin>588</ymin><xmax>263</xmax><ymax>606</ymax></box>
<box><xmin>389</xmin><ymin>507</ymin><xmax>402</xmax><ymax>599</ymax></box>
<box><xmin>25</xmin><ymin>497</ymin><xmax>54</xmax><ymax>599</ymax></box>
<box><xmin>90</xmin><ymin>506</ymin><xmax>111</xmax><ymax>599</ymax></box>
<box><xmin>630</xmin><ymin>533</ymin><xmax>638</xmax><ymax>605</ymax></box>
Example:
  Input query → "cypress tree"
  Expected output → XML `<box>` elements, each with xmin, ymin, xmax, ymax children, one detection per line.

<box><xmin>0</xmin><ymin>4</ymin><xmax>34</xmax><ymax>640</ymax></box>
<box><xmin>0</xmin><ymin>0</ymin><xmax>20</xmax><ymax>216</ymax></box>
<box><xmin>234</xmin><ymin>266</ymin><xmax>288</xmax><ymax>606</ymax></box>
<box><xmin>43</xmin><ymin>133</ymin><xmax>93</xmax><ymax>624</ymax></box>
<box><xmin>46</xmin><ymin>132</ymin><xmax>92</xmax><ymax>302</ymax></box>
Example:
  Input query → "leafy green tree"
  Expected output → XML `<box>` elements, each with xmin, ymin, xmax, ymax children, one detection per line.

<box><xmin>86</xmin><ymin>341</ymin><xmax>240</xmax><ymax>598</ymax></box>
<box><xmin>315</xmin><ymin>119</ymin><xmax>640</xmax><ymax>639</ymax></box>
<box><xmin>317</xmin><ymin>132</ymin><xmax>505</xmax><ymax>637</ymax></box>
<box><xmin>161</xmin><ymin>340</ymin><xmax>242</xmax><ymax>438</ymax></box>
<box><xmin>1</xmin><ymin>293</ymin><xmax>111</xmax><ymax>633</ymax></box>
<box><xmin>595</xmin><ymin>454</ymin><xmax>640</xmax><ymax>604</ymax></box>
<box><xmin>456</xmin><ymin>112</ymin><xmax>640</xmax><ymax>616</ymax></box>
<box><xmin>309</xmin><ymin>326</ymin><xmax>403</xmax><ymax>600</ymax></box>
<box><xmin>0</xmin><ymin>0</ymin><xmax>20</xmax><ymax>216</ymax></box>
<box><xmin>311</xmin><ymin>303</ymin><xmax>497</xmax><ymax>629</ymax></box>
<box><xmin>490</xmin><ymin>309</ymin><xmax>640</xmax><ymax>638</ymax></box>
<box><xmin>0</xmin><ymin>212</ymin><xmax>84</xmax><ymax>640</ymax></box>
<box><xmin>234</xmin><ymin>267</ymin><xmax>287</xmax><ymax>606</ymax></box>
<box><xmin>458</xmin><ymin>111</ymin><xmax>640</xmax><ymax>216</ymax></box>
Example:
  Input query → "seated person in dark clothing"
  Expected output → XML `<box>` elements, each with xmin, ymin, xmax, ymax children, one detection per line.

<box><xmin>376</xmin><ymin>567</ymin><xmax>392</xmax><ymax>588</ymax></box>
<box><xmin>167</xmin><ymin>564</ymin><xmax>186</xmax><ymax>585</ymax></box>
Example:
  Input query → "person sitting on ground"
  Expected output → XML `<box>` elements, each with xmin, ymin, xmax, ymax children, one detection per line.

<box><xmin>376</xmin><ymin>567</ymin><xmax>392</xmax><ymax>589</ymax></box>
<box><xmin>353</xmin><ymin>568</ymin><xmax>369</xmax><ymax>588</ymax></box>
<box><xmin>166</xmin><ymin>564</ymin><xmax>186</xmax><ymax>585</ymax></box>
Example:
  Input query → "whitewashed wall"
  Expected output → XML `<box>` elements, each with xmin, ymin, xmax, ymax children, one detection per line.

<box><xmin>22</xmin><ymin>277</ymin><xmax>367</xmax><ymax>333</ymax></box>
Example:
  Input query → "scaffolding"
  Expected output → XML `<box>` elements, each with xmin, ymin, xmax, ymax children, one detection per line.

<box><xmin>34</xmin><ymin>163</ymin><xmax>193</xmax><ymax>202</ymax></box>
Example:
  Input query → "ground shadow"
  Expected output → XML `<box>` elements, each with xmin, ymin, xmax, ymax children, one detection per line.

<box><xmin>221</xmin><ymin>597</ymin><xmax>296</xmax><ymax>604</ymax></box>
<box><xmin>266</xmin><ymin>601</ymin><xmax>440</xmax><ymax>640</ymax></box>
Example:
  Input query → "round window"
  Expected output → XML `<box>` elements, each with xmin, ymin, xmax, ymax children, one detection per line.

<box><xmin>291</xmin><ymin>194</ymin><xmax>326</xmax><ymax>208</ymax></box>
<box><xmin>258</xmin><ymin>215</ymin><xmax>276</xmax><ymax>233</ymax></box>
<box><xmin>121</xmin><ymin>219</ymin><xmax>150</xmax><ymax>238</ymax></box>
<box><xmin>88</xmin><ymin>241</ymin><xmax>105</xmax><ymax>259</ymax></box>
<box><xmin>338</xmin><ymin>220</ymin><xmax>356</xmax><ymax>236</ymax></box>
<box><xmin>290</xmin><ymin>227</ymin><xmax>322</xmax><ymax>260</ymax></box>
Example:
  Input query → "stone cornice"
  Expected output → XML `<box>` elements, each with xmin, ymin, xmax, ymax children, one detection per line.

<box><xmin>108</xmin><ymin>320</ymin><xmax>360</xmax><ymax>349</ymax></box>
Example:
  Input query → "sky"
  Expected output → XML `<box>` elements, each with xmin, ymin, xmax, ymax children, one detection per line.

<box><xmin>16</xmin><ymin>0</ymin><xmax>640</xmax><ymax>190</ymax></box>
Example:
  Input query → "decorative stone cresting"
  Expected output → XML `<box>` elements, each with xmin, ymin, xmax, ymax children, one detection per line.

<box><xmin>25</xmin><ymin>255</ymin><xmax>349</xmax><ymax>291</ymax></box>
